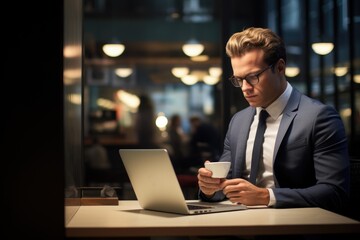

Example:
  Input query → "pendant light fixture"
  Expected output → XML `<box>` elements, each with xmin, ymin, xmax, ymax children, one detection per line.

<box><xmin>181</xmin><ymin>75</ymin><xmax>198</xmax><ymax>85</ymax></box>
<box><xmin>311</xmin><ymin>42</ymin><xmax>334</xmax><ymax>55</ymax></box>
<box><xmin>311</xmin><ymin>0</ymin><xmax>333</xmax><ymax>56</ymax></box>
<box><xmin>285</xmin><ymin>63</ymin><xmax>300</xmax><ymax>77</ymax></box>
<box><xmin>354</xmin><ymin>74</ymin><xmax>360</xmax><ymax>84</ymax></box>
<box><xmin>103</xmin><ymin>6</ymin><xmax>125</xmax><ymax>58</ymax></box>
<box><xmin>333</xmin><ymin>66</ymin><xmax>348</xmax><ymax>77</ymax></box>
<box><xmin>182</xmin><ymin>38</ymin><xmax>204</xmax><ymax>57</ymax></box>
<box><xmin>103</xmin><ymin>41</ymin><xmax>125</xmax><ymax>57</ymax></box>
<box><xmin>171</xmin><ymin>67</ymin><xmax>189</xmax><ymax>78</ymax></box>
<box><xmin>115</xmin><ymin>67</ymin><xmax>132</xmax><ymax>78</ymax></box>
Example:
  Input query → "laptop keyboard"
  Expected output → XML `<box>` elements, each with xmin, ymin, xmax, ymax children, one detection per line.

<box><xmin>187</xmin><ymin>204</ymin><xmax>214</xmax><ymax>210</ymax></box>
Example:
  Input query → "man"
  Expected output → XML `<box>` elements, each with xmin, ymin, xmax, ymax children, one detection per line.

<box><xmin>197</xmin><ymin>27</ymin><xmax>350</xmax><ymax>215</ymax></box>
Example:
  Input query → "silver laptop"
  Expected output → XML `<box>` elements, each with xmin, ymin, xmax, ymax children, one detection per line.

<box><xmin>119</xmin><ymin>148</ymin><xmax>247</xmax><ymax>215</ymax></box>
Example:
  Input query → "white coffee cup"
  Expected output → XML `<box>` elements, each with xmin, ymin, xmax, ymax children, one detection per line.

<box><xmin>204</xmin><ymin>161</ymin><xmax>231</xmax><ymax>178</ymax></box>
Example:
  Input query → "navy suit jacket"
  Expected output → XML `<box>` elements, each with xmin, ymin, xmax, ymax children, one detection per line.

<box><xmin>200</xmin><ymin>88</ymin><xmax>350</xmax><ymax>214</ymax></box>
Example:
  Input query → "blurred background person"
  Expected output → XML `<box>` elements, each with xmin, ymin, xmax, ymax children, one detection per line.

<box><xmin>188</xmin><ymin>116</ymin><xmax>222</xmax><ymax>169</ymax></box>
<box><xmin>168</xmin><ymin>114</ymin><xmax>190</xmax><ymax>173</ymax></box>
<box><xmin>136</xmin><ymin>94</ymin><xmax>161</xmax><ymax>148</ymax></box>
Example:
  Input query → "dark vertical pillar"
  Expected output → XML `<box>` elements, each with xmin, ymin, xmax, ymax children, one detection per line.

<box><xmin>348</xmin><ymin>0</ymin><xmax>356</xmax><ymax>157</ymax></box>
<box><xmin>3</xmin><ymin>0</ymin><xmax>65</xmax><ymax>239</ymax></box>
<box><xmin>220</xmin><ymin>0</ymin><xmax>232</xmax><ymax>142</ymax></box>
<box><xmin>276</xmin><ymin>0</ymin><xmax>283</xmax><ymax>37</ymax></box>
<box><xmin>304</xmin><ymin>0</ymin><xmax>312</xmax><ymax>97</ymax></box>
<box><xmin>319</xmin><ymin>0</ymin><xmax>325</xmax><ymax>103</ymax></box>
<box><xmin>333</xmin><ymin>0</ymin><xmax>339</xmax><ymax>111</ymax></box>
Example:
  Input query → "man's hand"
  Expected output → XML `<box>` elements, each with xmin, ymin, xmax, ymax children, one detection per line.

<box><xmin>197</xmin><ymin>162</ymin><xmax>224</xmax><ymax>197</ymax></box>
<box><xmin>220</xmin><ymin>178</ymin><xmax>270</xmax><ymax>205</ymax></box>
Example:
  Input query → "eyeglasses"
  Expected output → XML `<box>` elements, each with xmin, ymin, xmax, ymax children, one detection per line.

<box><xmin>229</xmin><ymin>63</ymin><xmax>274</xmax><ymax>88</ymax></box>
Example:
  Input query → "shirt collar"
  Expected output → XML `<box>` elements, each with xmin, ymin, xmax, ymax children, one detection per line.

<box><xmin>256</xmin><ymin>82</ymin><xmax>293</xmax><ymax>120</ymax></box>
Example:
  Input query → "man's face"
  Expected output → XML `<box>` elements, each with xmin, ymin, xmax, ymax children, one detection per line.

<box><xmin>230</xmin><ymin>49</ymin><xmax>285</xmax><ymax>108</ymax></box>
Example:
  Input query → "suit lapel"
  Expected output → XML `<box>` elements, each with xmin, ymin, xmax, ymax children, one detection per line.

<box><xmin>234</xmin><ymin>107</ymin><xmax>255</xmax><ymax>178</ymax></box>
<box><xmin>273</xmin><ymin>89</ymin><xmax>301</xmax><ymax>160</ymax></box>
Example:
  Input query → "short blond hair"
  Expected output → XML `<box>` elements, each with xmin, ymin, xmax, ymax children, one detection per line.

<box><xmin>225</xmin><ymin>27</ymin><xmax>286</xmax><ymax>65</ymax></box>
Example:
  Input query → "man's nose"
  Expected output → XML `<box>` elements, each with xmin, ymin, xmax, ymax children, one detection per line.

<box><xmin>241</xmin><ymin>79</ymin><xmax>252</xmax><ymax>91</ymax></box>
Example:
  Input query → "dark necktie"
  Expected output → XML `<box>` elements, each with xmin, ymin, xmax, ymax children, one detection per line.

<box><xmin>249</xmin><ymin>110</ymin><xmax>269</xmax><ymax>185</ymax></box>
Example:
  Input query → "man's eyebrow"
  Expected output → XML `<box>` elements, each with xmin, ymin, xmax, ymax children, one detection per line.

<box><xmin>234</xmin><ymin>69</ymin><xmax>262</xmax><ymax>78</ymax></box>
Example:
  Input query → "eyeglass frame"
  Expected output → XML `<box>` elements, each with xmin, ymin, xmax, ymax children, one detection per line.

<box><xmin>229</xmin><ymin>62</ymin><xmax>276</xmax><ymax>88</ymax></box>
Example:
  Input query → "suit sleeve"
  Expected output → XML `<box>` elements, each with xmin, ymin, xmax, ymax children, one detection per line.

<box><xmin>273</xmin><ymin>104</ymin><xmax>350</xmax><ymax>214</ymax></box>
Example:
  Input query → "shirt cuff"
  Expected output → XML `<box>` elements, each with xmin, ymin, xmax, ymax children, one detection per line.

<box><xmin>267</xmin><ymin>188</ymin><xmax>276</xmax><ymax>207</ymax></box>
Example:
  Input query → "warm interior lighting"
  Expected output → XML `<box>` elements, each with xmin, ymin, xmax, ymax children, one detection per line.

<box><xmin>171</xmin><ymin>67</ymin><xmax>189</xmax><ymax>78</ymax></box>
<box><xmin>340</xmin><ymin>108</ymin><xmax>352</xmax><ymax>118</ymax></box>
<box><xmin>203</xmin><ymin>75</ymin><xmax>219</xmax><ymax>85</ymax></box>
<box><xmin>181</xmin><ymin>75</ymin><xmax>198</xmax><ymax>85</ymax></box>
<box><xmin>333</xmin><ymin>67</ymin><xmax>348</xmax><ymax>77</ymax></box>
<box><xmin>155</xmin><ymin>112</ymin><xmax>168</xmax><ymax>131</ymax></box>
<box><xmin>116</xmin><ymin>90</ymin><xmax>140</xmax><ymax>109</ymax></box>
<box><xmin>97</xmin><ymin>98</ymin><xmax>116</xmax><ymax>109</ymax></box>
<box><xmin>67</xmin><ymin>94</ymin><xmax>82</xmax><ymax>105</ymax></box>
<box><xmin>64</xmin><ymin>69</ymin><xmax>82</xmax><ymax>80</ymax></box>
<box><xmin>64</xmin><ymin>45</ymin><xmax>81</xmax><ymax>58</ymax></box>
<box><xmin>182</xmin><ymin>39</ymin><xmax>204</xmax><ymax>57</ymax></box>
<box><xmin>191</xmin><ymin>70</ymin><xmax>207</xmax><ymax>77</ymax></box>
<box><xmin>190</xmin><ymin>55</ymin><xmax>209</xmax><ymax>62</ymax></box>
<box><xmin>285</xmin><ymin>67</ymin><xmax>300</xmax><ymax>77</ymax></box>
<box><xmin>102</xmin><ymin>43</ymin><xmax>125</xmax><ymax>57</ymax></box>
<box><xmin>354</xmin><ymin>74</ymin><xmax>360</xmax><ymax>84</ymax></box>
<box><xmin>209</xmin><ymin>67</ymin><xmax>222</xmax><ymax>77</ymax></box>
<box><xmin>311</xmin><ymin>42</ymin><xmax>334</xmax><ymax>55</ymax></box>
<box><xmin>115</xmin><ymin>68</ymin><xmax>133</xmax><ymax>78</ymax></box>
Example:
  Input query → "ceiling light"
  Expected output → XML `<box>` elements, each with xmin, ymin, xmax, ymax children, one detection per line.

<box><xmin>116</xmin><ymin>90</ymin><xmax>140</xmax><ymax>109</ymax></box>
<box><xmin>155</xmin><ymin>112</ymin><xmax>168</xmax><ymax>131</ymax></box>
<box><xmin>102</xmin><ymin>43</ymin><xmax>125</xmax><ymax>57</ymax></box>
<box><xmin>354</xmin><ymin>74</ymin><xmax>360</xmax><ymax>84</ymax></box>
<box><xmin>203</xmin><ymin>75</ymin><xmax>219</xmax><ymax>85</ymax></box>
<box><xmin>171</xmin><ymin>67</ymin><xmax>189</xmax><ymax>78</ymax></box>
<box><xmin>115</xmin><ymin>68</ymin><xmax>133</xmax><ymax>78</ymax></box>
<box><xmin>311</xmin><ymin>42</ymin><xmax>334</xmax><ymax>55</ymax></box>
<box><xmin>181</xmin><ymin>75</ymin><xmax>198</xmax><ymax>85</ymax></box>
<box><xmin>340</xmin><ymin>108</ymin><xmax>352</xmax><ymax>118</ymax></box>
<box><xmin>64</xmin><ymin>45</ymin><xmax>81</xmax><ymax>58</ymax></box>
<box><xmin>209</xmin><ymin>67</ymin><xmax>222</xmax><ymax>77</ymax></box>
<box><xmin>333</xmin><ymin>67</ymin><xmax>348</xmax><ymax>77</ymax></box>
<box><xmin>285</xmin><ymin>67</ymin><xmax>300</xmax><ymax>77</ymax></box>
<box><xmin>182</xmin><ymin>39</ymin><xmax>204</xmax><ymax>57</ymax></box>
<box><xmin>64</xmin><ymin>68</ymin><xmax>82</xmax><ymax>80</ymax></box>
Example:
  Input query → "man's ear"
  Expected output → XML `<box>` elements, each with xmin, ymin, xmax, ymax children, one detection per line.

<box><xmin>277</xmin><ymin>58</ymin><xmax>286</xmax><ymax>74</ymax></box>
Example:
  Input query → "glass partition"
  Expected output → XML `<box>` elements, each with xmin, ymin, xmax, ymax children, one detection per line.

<box><xmin>69</xmin><ymin>0</ymin><xmax>360</xmax><ymax>205</ymax></box>
<box><xmin>351</xmin><ymin>0</ymin><xmax>360</xmax><ymax>157</ymax></box>
<box><xmin>64</xmin><ymin>0</ymin><xmax>83</xmax><ymax>225</ymax></box>
<box><xmin>271</xmin><ymin>0</ymin><xmax>359</xmax><ymax>158</ymax></box>
<box><xmin>83</xmin><ymin>0</ymin><xmax>224</xmax><ymax>199</ymax></box>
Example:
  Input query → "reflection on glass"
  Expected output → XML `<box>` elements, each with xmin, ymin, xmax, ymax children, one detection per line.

<box><xmin>64</xmin><ymin>0</ymin><xmax>82</xmax><ymax>225</ymax></box>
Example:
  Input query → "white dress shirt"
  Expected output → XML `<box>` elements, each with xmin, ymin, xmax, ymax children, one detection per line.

<box><xmin>244</xmin><ymin>82</ymin><xmax>293</xmax><ymax>206</ymax></box>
